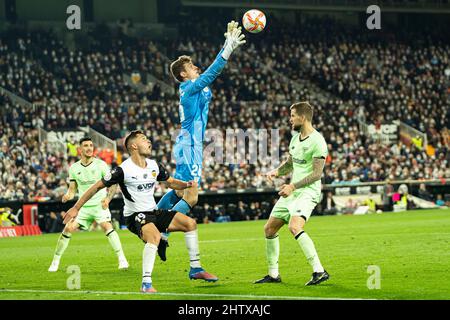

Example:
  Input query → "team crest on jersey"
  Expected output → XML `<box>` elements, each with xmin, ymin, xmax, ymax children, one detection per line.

<box><xmin>303</xmin><ymin>147</ymin><xmax>309</xmax><ymax>152</ymax></box>
<box><xmin>104</xmin><ymin>171</ymin><xmax>112</xmax><ymax>181</ymax></box>
<box><xmin>143</xmin><ymin>173</ymin><xmax>148</xmax><ymax>179</ymax></box>
<box><xmin>151</xmin><ymin>170</ymin><xmax>157</xmax><ymax>177</ymax></box>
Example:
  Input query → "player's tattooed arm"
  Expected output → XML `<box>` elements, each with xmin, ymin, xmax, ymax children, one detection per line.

<box><xmin>277</xmin><ymin>155</ymin><xmax>294</xmax><ymax>176</ymax></box>
<box><xmin>101</xmin><ymin>184</ymin><xmax>118</xmax><ymax>209</ymax></box>
<box><xmin>293</xmin><ymin>157</ymin><xmax>325</xmax><ymax>189</ymax></box>
<box><xmin>105</xmin><ymin>184</ymin><xmax>118</xmax><ymax>201</ymax></box>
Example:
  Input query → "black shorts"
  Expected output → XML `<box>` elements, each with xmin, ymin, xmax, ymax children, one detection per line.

<box><xmin>125</xmin><ymin>210</ymin><xmax>177</xmax><ymax>239</ymax></box>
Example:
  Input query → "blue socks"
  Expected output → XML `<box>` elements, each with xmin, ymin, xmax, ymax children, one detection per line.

<box><xmin>156</xmin><ymin>190</ymin><xmax>180</xmax><ymax>210</ymax></box>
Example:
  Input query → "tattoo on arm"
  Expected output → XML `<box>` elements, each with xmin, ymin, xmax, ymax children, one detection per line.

<box><xmin>106</xmin><ymin>184</ymin><xmax>118</xmax><ymax>200</ymax></box>
<box><xmin>293</xmin><ymin>157</ymin><xmax>325</xmax><ymax>189</ymax></box>
<box><xmin>277</xmin><ymin>156</ymin><xmax>293</xmax><ymax>176</ymax></box>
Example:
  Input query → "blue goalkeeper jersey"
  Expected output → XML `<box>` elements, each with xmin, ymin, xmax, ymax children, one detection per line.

<box><xmin>175</xmin><ymin>49</ymin><xmax>227</xmax><ymax>148</ymax></box>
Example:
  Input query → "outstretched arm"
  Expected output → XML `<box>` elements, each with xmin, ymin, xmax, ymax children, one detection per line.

<box><xmin>63</xmin><ymin>180</ymin><xmax>106</xmax><ymax>223</ymax></box>
<box><xmin>184</xmin><ymin>22</ymin><xmax>245</xmax><ymax>95</ymax></box>
<box><xmin>163</xmin><ymin>177</ymin><xmax>195</xmax><ymax>190</ymax></box>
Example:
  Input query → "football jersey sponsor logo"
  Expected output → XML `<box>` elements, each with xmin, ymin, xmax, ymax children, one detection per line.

<box><xmin>292</xmin><ymin>157</ymin><xmax>307</xmax><ymax>164</ymax></box>
<box><xmin>151</xmin><ymin>170</ymin><xmax>157</xmax><ymax>178</ymax></box>
<box><xmin>137</xmin><ymin>182</ymin><xmax>155</xmax><ymax>191</ymax></box>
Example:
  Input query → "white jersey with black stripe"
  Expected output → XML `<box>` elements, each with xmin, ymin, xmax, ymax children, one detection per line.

<box><xmin>102</xmin><ymin>158</ymin><xmax>170</xmax><ymax>217</ymax></box>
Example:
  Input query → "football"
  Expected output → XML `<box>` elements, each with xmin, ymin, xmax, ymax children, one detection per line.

<box><xmin>242</xmin><ymin>9</ymin><xmax>266</xmax><ymax>33</ymax></box>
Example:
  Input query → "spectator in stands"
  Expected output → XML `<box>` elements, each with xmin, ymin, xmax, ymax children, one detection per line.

<box><xmin>418</xmin><ymin>183</ymin><xmax>434</xmax><ymax>202</ymax></box>
<box><xmin>435</xmin><ymin>194</ymin><xmax>446</xmax><ymax>207</ymax></box>
<box><xmin>322</xmin><ymin>191</ymin><xmax>337</xmax><ymax>215</ymax></box>
<box><xmin>343</xmin><ymin>198</ymin><xmax>357</xmax><ymax>215</ymax></box>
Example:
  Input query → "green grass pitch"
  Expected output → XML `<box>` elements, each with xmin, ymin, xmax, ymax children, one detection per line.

<box><xmin>1</xmin><ymin>209</ymin><xmax>449</xmax><ymax>300</ymax></box>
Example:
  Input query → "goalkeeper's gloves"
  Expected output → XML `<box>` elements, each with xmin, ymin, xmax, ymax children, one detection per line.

<box><xmin>221</xmin><ymin>27</ymin><xmax>246</xmax><ymax>60</ymax></box>
<box><xmin>223</xmin><ymin>20</ymin><xmax>239</xmax><ymax>47</ymax></box>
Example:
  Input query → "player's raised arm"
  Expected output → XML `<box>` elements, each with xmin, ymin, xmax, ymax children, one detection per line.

<box><xmin>180</xmin><ymin>22</ymin><xmax>246</xmax><ymax>95</ymax></box>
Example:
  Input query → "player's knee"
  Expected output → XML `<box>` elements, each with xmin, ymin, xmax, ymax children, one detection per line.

<box><xmin>175</xmin><ymin>189</ymin><xmax>184</xmax><ymax>198</ymax></box>
<box><xmin>288</xmin><ymin>224</ymin><xmax>303</xmax><ymax>236</ymax></box>
<box><xmin>141</xmin><ymin>228</ymin><xmax>160</xmax><ymax>245</ymax></box>
<box><xmin>264</xmin><ymin>223</ymin><xmax>277</xmax><ymax>237</ymax></box>
<box><xmin>185</xmin><ymin>217</ymin><xmax>197</xmax><ymax>232</ymax></box>
<box><xmin>65</xmin><ymin>223</ymin><xmax>77</xmax><ymax>233</ymax></box>
<box><xmin>100</xmin><ymin>222</ymin><xmax>112</xmax><ymax>232</ymax></box>
<box><xmin>183</xmin><ymin>188</ymin><xmax>198</xmax><ymax>207</ymax></box>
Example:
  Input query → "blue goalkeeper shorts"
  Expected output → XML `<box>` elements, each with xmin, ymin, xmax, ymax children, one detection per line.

<box><xmin>173</xmin><ymin>142</ymin><xmax>203</xmax><ymax>184</ymax></box>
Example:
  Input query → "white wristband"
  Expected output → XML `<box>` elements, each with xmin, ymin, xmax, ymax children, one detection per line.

<box><xmin>221</xmin><ymin>44</ymin><xmax>233</xmax><ymax>60</ymax></box>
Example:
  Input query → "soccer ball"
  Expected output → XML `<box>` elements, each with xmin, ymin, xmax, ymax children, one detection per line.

<box><xmin>242</xmin><ymin>9</ymin><xmax>266</xmax><ymax>33</ymax></box>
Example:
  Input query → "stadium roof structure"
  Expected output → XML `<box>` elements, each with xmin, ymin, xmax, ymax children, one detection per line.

<box><xmin>182</xmin><ymin>0</ymin><xmax>450</xmax><ymax>13</ymax></box>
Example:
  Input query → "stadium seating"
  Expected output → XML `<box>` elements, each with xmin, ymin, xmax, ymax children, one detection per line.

<box><xmin>0</xmin><ymin>17</ymin><xmax>448</xmax><ymax>209</ymax></box>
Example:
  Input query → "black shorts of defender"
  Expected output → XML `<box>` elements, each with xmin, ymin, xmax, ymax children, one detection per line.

<box><xmin>126</xmin><ymin>210</ymin><xmax>177</xmax><ymax>241</ymax></box>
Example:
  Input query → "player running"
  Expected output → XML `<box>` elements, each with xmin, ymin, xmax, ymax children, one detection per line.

<box><xmin>48</xmin><ymin>137</ymin><xmax>129</xmax><ymax>272</ymax></box>
<box><xmin>254</xmin><ymin>102</ymin><xmax>330</xmax><ymax>286</ymax></box>
<box><xmin>62</xmin><ymin>130</ymin><xmax>218</xmax><ymax>293</ymax></box>
<box><xmin>155</xmin><ymin>21</ymin><xmax>246</xmax><ymax>261</ymax></box>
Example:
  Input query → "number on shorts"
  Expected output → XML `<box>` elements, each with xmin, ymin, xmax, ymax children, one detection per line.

<box><xmin>135</xmin><ymin>213</ymin><xmax>146</xmax><ymax>225</ymax></box>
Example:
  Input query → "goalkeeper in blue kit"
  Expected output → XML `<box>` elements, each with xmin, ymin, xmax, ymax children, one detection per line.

<box><xmin>156</xmin><ymin>21</ymin><xmax>246</xmax><ymax>261</ymax></box>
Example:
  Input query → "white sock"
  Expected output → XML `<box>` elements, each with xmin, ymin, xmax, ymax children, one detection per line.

<box><xmin>53</xmin><ymin>232</ymin><xmax>72</xmax><ymax>260</ymax></box>
<box><xmin>142</xmin><ymin>243</ymin><xmax>157</xmax><ymax>284</ymax></box>
<box><xmin>105</xmin><ymin>229</ymin><xmax>125</xmax><ymax>258</ymax></box>
<box><xmin>296</xmin><ymin>232</ymin><xmax>324</xmax><ymax>273</ymax></box>
<box><xmin>266</xmin><ymin>235</ymin><xmax>280</xmax><ymax>278</ymax></box>
<box><xmin>185</xmin><ymin>230</ymin><xmax>201</xmax><ymax>268</ymax></box>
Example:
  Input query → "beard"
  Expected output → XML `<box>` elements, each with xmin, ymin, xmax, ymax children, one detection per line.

<box><xmin>293</xmin><ymin>123</ymin><xmax>302</xmax><ymax>131</ymax></box>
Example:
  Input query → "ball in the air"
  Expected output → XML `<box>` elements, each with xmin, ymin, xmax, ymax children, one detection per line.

<box><xmin>242</xmin><ymin>9</ymin><xmax>266</xmax><ymax>33</ymax></box>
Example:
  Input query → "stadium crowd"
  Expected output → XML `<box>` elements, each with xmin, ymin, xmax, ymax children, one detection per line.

<box><xmin>0</xmin><ymin>16</ymin><xmax>449</xmax><ymax>209</ymax></box>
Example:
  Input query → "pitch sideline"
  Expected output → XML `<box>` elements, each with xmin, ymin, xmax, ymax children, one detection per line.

<box><xmin>0</xmin><ymin>288</ymin><xmax>376</xmax><ymax>300</ymax></box>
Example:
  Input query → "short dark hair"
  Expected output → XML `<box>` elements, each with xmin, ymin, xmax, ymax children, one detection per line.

<box><xmin>79</xmin><ymin>137</ymin><xmax>93</xmax><ymax>145</ymax></box>
<box><xmin>170</xmin><ymin>55</ymin><xmax>192</xmax><ymax>82</ymax></box>
<box><xmin>290</xmin><ymin>101</ymin><xmax>313</xmax><ymax>122</ymax></box>
<box><xmin>124</xmin><ymin>130</ymin><xmax>144</xmax><ymax>152</ymax></box>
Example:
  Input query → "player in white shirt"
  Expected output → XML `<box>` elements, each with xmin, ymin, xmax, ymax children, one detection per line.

<box><xmin>63</xmin><ymin>130</ymin><xmax>218</xmax><ymax>293</ymax></box>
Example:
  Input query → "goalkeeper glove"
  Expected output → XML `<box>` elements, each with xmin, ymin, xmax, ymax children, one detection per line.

<box><xmin>223</xmin><ymin>20</ymin><xmax>239</xmax><ymax>46</ymax></box>
<box><xmin>221</xmin><ymin>27</ymin><xmax>246</xmax><ymax>60</ymax></box>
